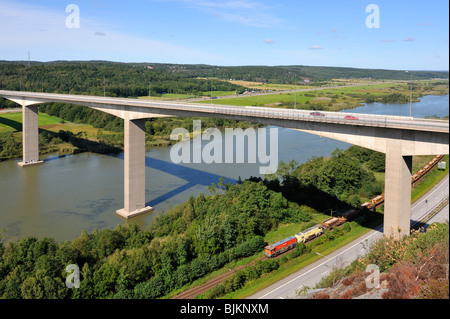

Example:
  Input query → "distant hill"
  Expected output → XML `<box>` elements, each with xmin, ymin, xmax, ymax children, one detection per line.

<box><xmin>282</xmin><ymin>65</ymin><xmax>449</xmax><ymax>81</ymax></box>
<box><xmin>1</xmin><ymin>60</ymin><xmax>448</xmax><ymax>85</ymax></box>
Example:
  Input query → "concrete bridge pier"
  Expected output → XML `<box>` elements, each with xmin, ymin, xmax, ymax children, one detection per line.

<box><xmin>383</xmin><ymin>137</ymin><xmax>413</xmax><ymax>239</ymax></box>
<box><xmin>18</xmin><ymin>104</ymin><xmax>43</xmax><ymax>167</ymax></box>
<box><xmin>116</xmin><ymin>117</ymin><xmax>153</xmax><ymax>219</ymax></box>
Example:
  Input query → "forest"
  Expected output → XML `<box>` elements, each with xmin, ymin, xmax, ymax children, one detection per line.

<box><xmin>1</xmin><ymin>61</ymin><xmax>448</xmax><ymax>103</ymax></box>
<box><xmin>0</xmin><ymin>145</ymin><xmax>385</xmax><ymax>299</ymax></box>
<box><xmin>0</xmin><ymin>61</ymin><xmax>246</xmax><ymax>101</ymax></box>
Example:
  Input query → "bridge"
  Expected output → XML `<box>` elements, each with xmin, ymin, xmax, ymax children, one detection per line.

<box><xmin>1</xmin><ymin>90</ymin><xmax>448</xmax><ymax>238</ymax></box>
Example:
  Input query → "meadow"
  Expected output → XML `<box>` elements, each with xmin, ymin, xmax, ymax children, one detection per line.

<box><xmin>0</xmin><ymin>112</ymin><xmax>63</xmax><ymax>133</ymax></box>
<box><xmin>197</xmin><ymin>80</ymin><xmax>449</xmax><ymax>112</ymax></box>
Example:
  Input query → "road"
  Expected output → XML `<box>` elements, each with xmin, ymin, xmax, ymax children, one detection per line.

<box><xmin>183</xmin><ymin>81</ymin><xmax>397</xmax><ymax>102</ymax></box>
<box><xmin>0</xmin><ymin>107</ymin><xmax>21</xmax><ymax>113</ymax></box>
<box><xmin>249</xmin><ymin>174</ymin><xmax>449</xmax><ymax>299</ymax></box>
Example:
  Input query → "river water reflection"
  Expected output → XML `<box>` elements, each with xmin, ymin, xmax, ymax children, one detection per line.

<box><xmin>0</xmin><ymin>94</ymin><xmax>448</xmax><ymax>241</ymax></box>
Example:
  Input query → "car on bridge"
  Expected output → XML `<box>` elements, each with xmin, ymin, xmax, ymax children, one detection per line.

<box><xmin>310</xmin><ymin>111</ymin><xmax>325</xmax><ymax>116</ymax></box>
<box><xmin>345</xmin><ymin>115</ymin><xmax>358</xmax><ymax>120</ymax></box>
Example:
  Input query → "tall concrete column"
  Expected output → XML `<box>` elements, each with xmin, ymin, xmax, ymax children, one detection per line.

<box><xmin>18</xmin><ymin>104</ymin><xmax>43</xmax><ymax>167</ymax></box>
<box><xmin>116</xmin><ymin>117</ymin><xmax>152</xmax><ymax>219</ymax></box>
<box><xmin>383</xmin><ymin>137</ymin><xmax>412</xmax><ymax>239</ymax></box>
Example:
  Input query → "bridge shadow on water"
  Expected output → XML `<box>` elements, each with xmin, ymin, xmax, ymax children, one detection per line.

<box><xmin>113</xmin><ymin>152</ymin><xmax>237</xmax><ymax>208</ymax></box>
<box><xmin>4</xmin><ymin>116</ymin><xmax>392</xmax><ymax>230</ymax></box>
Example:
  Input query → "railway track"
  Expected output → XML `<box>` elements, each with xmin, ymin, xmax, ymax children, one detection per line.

<box><xmin>171</xmin><ymin>262</ymin><xmax>256</xmax><ymax>299</ymax></box>
<box><xmin>170</xmin><ymin>235</ymin><xmax>322</xmax><ymax>299</ymax></box>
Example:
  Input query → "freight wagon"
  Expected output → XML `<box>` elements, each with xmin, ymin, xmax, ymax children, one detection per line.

<box><xmin>321</xmin><ymin>216</ymin><xmax>346</xmax><ymax>229</ymax></box>
<box><xmin>359</xmin><ymin>193</ymin><xmax>385</xmax><ymax>210</ymax></box>
<box><xmin>412</xmin><ymin>155</ymin><xmax>444</xmax><ymax>184</ymax></box>
<box><xmin>295</xmin><ymin>225</ymin><xmax>323</xmax><ymax>243</ymax></box>
<box><xmin>340</xmin><ymin>209</ymin><xmax>360</xmax><ymax>221</ymax></box>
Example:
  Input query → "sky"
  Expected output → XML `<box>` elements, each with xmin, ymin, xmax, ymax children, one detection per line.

<box><xmin>0</xmin><ymin>0</ymin><xmax>448</xmax><ymax>70</ymax></box>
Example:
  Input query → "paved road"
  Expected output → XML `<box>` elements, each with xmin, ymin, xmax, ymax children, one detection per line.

<box><xmin>428</xmin><ymin>202</ymin><xmax>449</xmax><ymax>225</ymax></box>
<box><xmin>249</xmin><ymin>174</ymin><xmax>449</xmax><ymax>299</ymax></box>
<box><xmin>0</xmin><ymin>108</ymin><xmax>21</xmax><ymax>113</ymax></box>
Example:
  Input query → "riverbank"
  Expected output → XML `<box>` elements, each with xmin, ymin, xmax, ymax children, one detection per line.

<box><xmin>0</xmin><ymin>112</ymin><xmax>123</xmax><ymax>161</ymax></box>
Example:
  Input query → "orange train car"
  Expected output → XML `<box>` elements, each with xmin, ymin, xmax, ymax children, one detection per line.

<box><xmin>321</xmin><ymin>217</ymin><xmax>346</xmax><ymax>230</ymax></box>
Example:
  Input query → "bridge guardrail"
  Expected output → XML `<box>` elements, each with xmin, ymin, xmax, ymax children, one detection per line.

<box><xmin>0</xmin><ymin>90</ymin><xmax>448</xmax><ymax>133</ymax></box>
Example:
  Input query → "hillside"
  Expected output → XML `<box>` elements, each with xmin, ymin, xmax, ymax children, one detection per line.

<box><xmin>302</xmin><ymin>222</ymin><xmax>449</xmax><ymax>299</ymax></box>
<box><xmin>0</xmin><ymin>61</ymin><xmax>448</xmax><ymax>95</ymax></box>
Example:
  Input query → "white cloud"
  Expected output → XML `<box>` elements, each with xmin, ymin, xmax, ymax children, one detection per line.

<box><xmin>402</xmin><ymin>36</ymin><xmax>416</xmax><ymax>42</ymax></box>
<box><xmin>0</xmin><ymin>0</ymin><xmax>223</xmax><ymax>63</ymax></box>
<box><xmin>309</xmin><ymin>45</ymin><xmax>324</xmax><ymax>50</ymax></box>
<box><xmin>264</xmin><ymin>38</ymin><xmax>275</xmax><ymax>44</ymax></box>
<box><xmin>168</xmin><ymin>0</ymin><xmax>284</xmax><ymax>28</ymax></box>
<box><xmin>183</xmin><ymin>0</ymin><xmax>260</xmax><ymax>10</ymax></box>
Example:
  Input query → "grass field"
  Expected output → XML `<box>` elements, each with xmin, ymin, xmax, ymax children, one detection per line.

<box><xmin>0</xmin><ymin>111</ymin><xmax>121</xmax><ymax>142</ymax></box>
<box><xmin>196</xmin><ymin>80</ymin><xmax>448</xmax><ymax>112</ymax></box>
<box><xmin>226</xmin><ymin>80</ymin><xmax>311</xmax><ymax>92</ymax></box>
<box><xmin>196</xmin><ymin>81</ymin><xmax>406</xmax><ymax>109</ymax></box>
<box><xmin>0</xmin><ymin>112</ymin><xmax>64</xmax><ymax>133</ymax></box>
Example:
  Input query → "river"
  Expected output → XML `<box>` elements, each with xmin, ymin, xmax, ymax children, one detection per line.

<box><xmin>0</xmin><ymin>94</ymin><xmax>448</xmax><ymax>241</ymax></box>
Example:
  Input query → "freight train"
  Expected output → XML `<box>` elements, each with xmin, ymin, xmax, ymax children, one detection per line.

<box><xmin>411</xmin><ymin>155</ymin><xmax>444</xmax><ymax>185</ymax></box>
<box><xmin>264</xmin><ymin>214</ymin><xmax>349</xmax><ymax>258</ymax></box>
<box><xmin>264</xmin><ymin>154</ymin><xmax>445</xmax><ymax>258</ymax></box>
